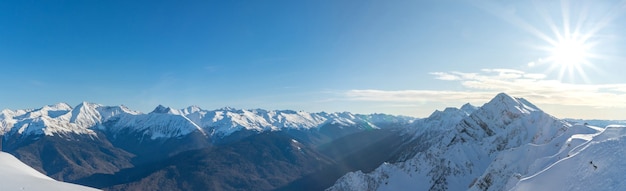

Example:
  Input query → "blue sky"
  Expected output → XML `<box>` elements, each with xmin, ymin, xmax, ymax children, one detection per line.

<box><xmin>1</xmin><ymin>0</ymin><xmax>626</xmax><ymax>119</ymax></box>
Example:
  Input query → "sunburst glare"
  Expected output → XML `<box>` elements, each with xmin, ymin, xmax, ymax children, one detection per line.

<box><xmin>550</xmin><ymin>35</ymin><xmax>588</xmax><ymax>66</ymax></box>
<box><xmin>494</xmin><ymin>0</ymin><xmax>625</xmax><ymax>83</ymax></box>
<box><xmin>544</xmin><ymin>32</ymin><xmax>593</xmax><ymax>82</ymax></box>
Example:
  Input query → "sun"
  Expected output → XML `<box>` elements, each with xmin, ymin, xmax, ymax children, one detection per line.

<box><xmin>542</xmin><ymin>33</ymin><xmax>594</xmax><ymax>81</ymax></box>
<box><xmin>508</xmin><ymin>1</ymin><xmax>611</xmax><ymax>83</ymax></box>
<box><xmin>549</xmin><ymin>35</ymin><xmax>589</xmax><ymax>67</ymax></box>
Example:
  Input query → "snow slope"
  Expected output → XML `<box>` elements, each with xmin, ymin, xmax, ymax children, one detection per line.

<box><xmin>0</xmin><ymin>152</ymin><xmax>99</xmax><ymax>191</ymax></box>
<box><xmin>511</xmin><ymin>125</ymin><xmax>626</xmax><ymax>191</ymax></box>
<box><xmin>328</xmin><ymin>93</ymin><xmax>624</xmax><ymax>191</ymax></box>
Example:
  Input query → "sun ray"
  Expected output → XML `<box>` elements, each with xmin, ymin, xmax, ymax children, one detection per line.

<box><xmin>475</xmin><ymin>0</ymin><xmax>621</xmax><ymax>83</ymax></box>
<box><xmin>528</xmin><ymin>0</ymin><xmax>611</xmax><ymax>83</ymax></box>
<box><xmin>561</xmin><ymin>0</ymin><xmax>571</xmax><ymax>37</ymax></box>
<box><xmin>575</xmin><ymin>62</ymin><xmax>590</xmax><ymax>83</ymax></box>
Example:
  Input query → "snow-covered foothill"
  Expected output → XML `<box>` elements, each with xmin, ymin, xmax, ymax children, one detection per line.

<box><xmin>0</xmin><ymin>152</ymin><xmax>99</xmax><ymax>191</ymax></box>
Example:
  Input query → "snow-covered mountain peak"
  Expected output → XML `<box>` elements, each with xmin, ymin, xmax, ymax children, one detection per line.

<box><xmin>457</xmin><ymin>93</ymin><xmax>564</xmax><ymax>144</ymax></box>
<box><xmin>460</xmin><ymin>103</ymin><xmax>478</xmax><ymax>114</ymax></box>
<box><xmin>0</xmin><ymin>104</ymin><xmax>102</xmax><ymax>137</ymax></box>
<box><xmin>218</xmin><ymin>106</ymin><xmax>237</xmax><ymax>112</ymax></box>
<box><xmin>441</xmin><ymin>107</ymin><xmax>459</xmax><ymax>113</ymax></box>
<box><xmin>77</xmin><ymin>101</ymin><xmax>101</xmax><ymax>108</ymax></box>
<box><xmin>151</xmin><ymin>105</ymin><xmax>175</xmax><ymax>114</ymax></box>
<box><xmin>151</xmin><ymin>105</ymin><xmax>203</xmax><ymax>116</ymax></box>
<box><xmin>0</xmin><ymin>109</ymin><xmax>15</xmax><ymax>119</ymax></box>
<box><xmin>455</xmin><ymin>93</ymin><xmax>549</xmax><ymax>139</ymax></box>
<box><xmin>71</xmin><ymin>102</ymin><xmax>102</xmax><ymax>114</ymax></box>
<box><xmin>181</xmin><ymin>105</ymin><xmax>203</xmax><ymax>115</ymax></box>
<box><xmin>427</xmin><ymin>104</ymin><xmax>474</xmax><ymax>121</ymax></box>
<box><xmin>483</xmin><ymin>93</ymin><xmax>539</xmax><ymax>115</ymax></box>
<box><xmin>97</xmin><ymin>105</ymin><xmax>140</xmax><ymax>120</ymax></box>
<box><xmin>428</xmin><ymin>108</ymin><xmax>455</xmax><ymax>119</ymax></box>
<box><xmin>0</xmin><ymin>102</ymin><xmax>144</xmax><ymax>137</ymax></box>
<box><xmin>411</xmin><ymin>105</ymin><xmax>473</xmax><ymax>135</ymax></box>
<box><xmin>16</xmin><ymin>103</ymin><xmax>73</xmax><ymax>119</ymax></box>
<box><xmin>69</xmin><ymin>102</ymin><xmax>104</xmax><ymax>127</ymax></box>
<box><xmin>42</xmin><ymin>102</ymin><xmax>73</xmax><ymax>111</ymax></box>
<box><xmin>101</xmin><ymin>105</ymin><xmax>207</xmax><ymax>139</ymax></box>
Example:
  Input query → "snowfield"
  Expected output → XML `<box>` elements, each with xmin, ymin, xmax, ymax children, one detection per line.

<box><xmin>511</xmin><ymin>125</ymin><xmax>626</xmax><ymax>191</ymax></box>
<box><xmin>0</xmin><ymin>152</ymin><xmax>99</xmax><ymax>191</ymax></box>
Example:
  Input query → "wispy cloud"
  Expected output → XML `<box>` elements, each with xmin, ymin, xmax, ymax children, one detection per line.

<box><xmin>429</xmin><ymin>72</ymin><xmax>462</xmax><ymax>81</ymax></box>
<box><xmin>346</xmin><ymin>69</ymin><xmax>626</xmax><ymax>108</ymax></box>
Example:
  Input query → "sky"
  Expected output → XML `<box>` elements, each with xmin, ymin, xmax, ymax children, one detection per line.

<box><xmin>1</xmin><ymin>0</ymin><xmax>626</xmax><ymax>119</ymax></box>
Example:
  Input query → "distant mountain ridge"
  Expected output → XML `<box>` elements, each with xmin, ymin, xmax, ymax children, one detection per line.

<box><xmin>0</xmin><ymin>103</ymin><xmax>414</xmax><ymax>141</ymax></box>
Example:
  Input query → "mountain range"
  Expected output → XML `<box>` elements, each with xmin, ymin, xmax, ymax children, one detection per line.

<box><xmin>0</xmin><ymin>101</ymin><xmax>414</xmax><ymax>190</ymax></box>
<box><xmin>1</xmin><ymin>93</ymin><xmax>624</xmax><ymax>191</ymax></box>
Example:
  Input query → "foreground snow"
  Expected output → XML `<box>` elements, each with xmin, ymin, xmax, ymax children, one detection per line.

<box><xmin>511</xmin><ymin>125</ymin><xmax>626</xmax><ymax>191</ymax></box>
<box><xmin>0</xmin><ymin>152</ymin><xmax>99</xmax><ymax>191</ymax></box>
